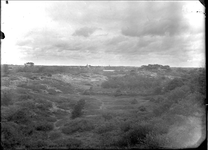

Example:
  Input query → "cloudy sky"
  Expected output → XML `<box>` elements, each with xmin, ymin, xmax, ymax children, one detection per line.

<box><xmin>1</xmin><ymin>1</ymin><xmax>205</xmax><ymax>67</ymax></box>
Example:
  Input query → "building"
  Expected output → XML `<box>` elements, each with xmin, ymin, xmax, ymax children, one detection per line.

<box><xmin>24</xmin><ymin>62</ymin><xmax>34</xmax><ymax>67</ymax></box>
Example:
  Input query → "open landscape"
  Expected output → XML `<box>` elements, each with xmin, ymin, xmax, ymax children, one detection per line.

<box><xmin>1</xmin><ymin>1</ymin><xmax>205</xmax><ymax>149</ymax></box>
<box><xmin>1</xmin><ymin>64</ymin><xmax>206</xmax><ymax>149</ymax></box>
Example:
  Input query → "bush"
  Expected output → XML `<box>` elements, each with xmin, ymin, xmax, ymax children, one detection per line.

<box><xmin>163</xmin><ymin>78</ymin><xmax>184</xmax><ymax>93</ymax></box>
<box><xmin>48</xmin><ymin>131</ymin><xmax>62</xmax><ymax>140</ymax></box>
<box><xmin>169</xmin><ymin>92</ymin><xmax>205</xmax><ymax>116</ymax></box>
<box><xmin>62</xmin><ymin>119</ymin><xmax>94</xmax><ymax>135</ymax></box>
<box><xmin>166</xmin><ymin>85</ymin><xmax>191</xmax><ymax>103</ymax></box>
<box><xmin>18</xmin><ymin>125</ymin><xmax>36</xmax><ymax>137</ymax></box>
<box><xmin>154</xmin><ymin>95</ymin><xmax>165</xmax><ymax>103</ymax></box>
<box><xmin>95</xmin><ymin>122</ymin><xmax>116</xmax><ymax>134</ymax></box>
<box><xmin>102</xmin><ymin>112</ymin><xmax>113</xmax><ymax>121</ymax></box>
<box><xmin>137</xmin><ymin>132</ymin><xmax>163</xmax><ymax>149</ymax></box>
<box><xmin>66</xmin><ymin>138</ymin><xmax>82</xmax><ymax>148</ymax></box>
<box><xmin>2</xmin><ymin>64</ymin><xmax>10</xmax><ymax>76</ymax></box>
<box><xmin>84</xmin><ymin>98</ymin><xmax>101</xmax><ymax>109</ymax></box>
<box><xmin>153</xmin><ymin>86</ymin><xmax>162</xmax><ymax>95</ymax></box>
<box><xmin>35</xmin><ymin>122</ymin><xmax>54</xmax><ymax>132</ymax></box>
<box><xmin>152</xmin><ymin>102</ymin><xmax>171</xmax><ymax>116</ymax></box>
<box><xmin>1</xmin><ymin>91</ymin><xmax>13</xmax><ymax>106</ymax></box>
<box><xmin>99</xmin><ymin>132</ymin><xmax>120</xmax><ymax>148</ymax></box>
<box><xmin>187</xmin><ymin>69</ymin><xmax>206</xmax><ymax>95</ymax></box>
<box><xmin>6</xmin><ymin>108</ymin><xmax>32</xmax><ymax>124</ymax></box>
<box><xmin>15</xmin><ymin>100</ymin><xmax>36</xmax><ymax>110</ymax></box>
<box><xmin>71</xmin><ymin>99</ymin><xmax>85</xmax><ymax>119</ymax></box>
<box><xmin>53</xmin><ymin>138</ymin><xmax>82</xmax><ymax>148</ymax></box>
<box><xmin>116</xmin><ymin>124</ymin><xmax>154</xmax><ymax>147</ymax></box>
<box><xmin>138</xmin><ymin>106</ymin><xmax>146</xmax><ymax>112</ymax></box>
<box><xmin>26</xmin><ymin>140</ymin><xmax>48</xmax><ymax>149</ymax></box>
<box><xmin>114</xmin><ymin>89</ymin><xmax>122</xmax><ymax>97</ymax></box>
<box><xmin>119</xmin><ymin>121</ymin><xmax>131</xmax><ymax>133</ymax></box>
<box><xmin>1</xmin><ymin>122</ymin><xmax>24</xmax><ymax>149</ymax></box>
<box><xmin>130</xmin><ymin>99</ymin><xmax>138</xmax><ymax>104</ymax></box>
<box><xmin>102</xmin><ymin>75</ymin><xmax>161</xmax><ymax>92</ymax></box>
<box><xmin>18</xmin><ymin>94</ymin><xmax>33</xmax><ymax>101</ymax></box>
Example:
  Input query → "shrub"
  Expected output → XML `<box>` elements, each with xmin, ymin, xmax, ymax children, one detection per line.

<box><xmin>18</xmin><ymin>125</ymin><xmax>36</xmax><ymax>137</ymax></box>
<box><xmin>26</xmin><ymin>140</ymin><xmax>48</xmax><ymax>149</ymax></box>
<box><xmin>48</xmin><ymin>131</ymin><xmax>62</xmax><ymax>140</ymax></box>
<box><xmin>138</xmin><ymin>106</ymin><xmax>146</xmax><ymax>112</ymax></box>
<box><xmin>119</xmin><ymin>122</ymin><xmax>131</xmax><ymax>132</ymax></box>
<box><xmin>65</xmin><ymin>138</ymin><xmax>82</xmax><ymax>148</ymax></box>
<box><xmin>169</xmin><ymin>92</ymin><xmax>205</xmax><ymax>116</ymax></box>
<box><xmin>53</xmin><ymin>138</ymin><xmax>82</xmax><ymax>148</ymax></box>
<box><xmin>153</xmin><ymin>86</ymin><xmax>162</xmax><ymax>95</ymax></box>
<box><xmin>116</xmin><ymin>123</ymin><xmax>154</xmax><ymax>147</ymax></box>
<box><xmin>62</xmin><ymin>119</ymin><xmax>94</xmax><ymax>135</ymax></box>
<box><xmin>102</xmin><ymin>75</ymin><xmax>161</xmax><ymax>94</ymax></box>
<box><xmin>154</xmin><ymin>95</ymin><xmax>165</xmax><ymax>103</ymax></box>
<box><xmin>2</xmin><ymin>64</ymin><xmax>10</xmax><ymax>76</ymax></box>
<box><xmin>95</xmin><ymin>122</ymin><xmax>116</xmax><ymax>134</ymax></box>
<box><xmin>15</xmin><ymin>100</ymin><xmax>36</xmax><ymax>110</ymax></box>
<box><xmin>102</xmin><ymin>112</ymin><xmax>113</xmax><ymax>121</ymax></box>
<box><xmin>152</xmin><ymin>102</ymin><xmax>171</xmax><ymax>116</ymax></box>
<box><xmin>71</xmin><ymin>99</ymin><xmax>85</xmax><ymax>119</ymax></box>
<box><xmin>1</xmin><ymin>91</ymin><xmax>13</xmax><ymax>106</ymax></box>
<box><xmin>82</xmin><ymin>89</ymin><xmax>91</xmax><ymax>95</ymax></box>
<box><xmin>166</xmin><ymin>85</ymin><xmax>191</xmax><ymax>103</ymax></box>
<box><xmin>35</xmin><ymin>98</ymin><xmax>52</xmax><ymax>108</ymax></box>
<box><xmin>99</xmin><ymin>132</ymin><xmax>120</xmax><ymax>148</ymax></box>
<box><xmin>163</xmin><ymin>78</ymin><xmax>184</xmax><ymax>93</ymax></box>
<box><xmin>1</xmin><ymin>122</ymin><xmax>24</xmax><ymax>149</ymax></box>
<box><xmin>130</xmin><ymin>99</ymin><xmax>138</xmax><ymax>104</ymax></box>
<box><xmin>18</xmin><ymin>94</ymin><xmax>33</xmax><ymax>101</ymax></box>
<box><xmin>137</xmin><ymin>132</ymin><xmax>163</xmax><ymax>149</ymax></box>
<box><xmin>114</xmin><ymin>89</ymin><xmax>122</xmax><ymax>97</ymax></box>
<box><xmin>34</xmin><ymin>122</ymin><xmax>54</xmax><ymax>132</ymax></box>
<box><xmin>6</xmin><ymin>108</ymin><xmax>32</xmax><ymax>124</ymax></box>
<box><xmin>47</xmin><ymin>89</ymin><xmax>57</xmax><ymax>95</ymax></box>
<box><xmin>84</xmin><ymin>98</ymin><xmax>101</xmax><ymax>109</ymax></box>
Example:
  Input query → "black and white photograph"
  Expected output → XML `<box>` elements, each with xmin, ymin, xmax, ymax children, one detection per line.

<box><xmin>1</xmin><ymin>0</ymin><xmax>206</xmax><ymax>149</ymax></box>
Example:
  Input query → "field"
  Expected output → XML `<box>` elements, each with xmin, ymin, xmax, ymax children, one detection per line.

<box><xmin>1</xmin><ymin>64</ymin><xmax>206</xmax><ymax>149</ymax></box>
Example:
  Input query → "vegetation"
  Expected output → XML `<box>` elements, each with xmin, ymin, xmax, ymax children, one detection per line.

<box><xmin>71</xmin><ymin>99</ymin><xmax>86</xmax><ymax>119</ymax></box>
<box><xmin>2</xmin><ymin>64</ymin><xmax>10</xmax><ymax>76</ymax></box>
<box><xmin>1</xmin><ymin>65</ymin><xmax>205</xmax><ymax>149</ymax></box>
<box><xmin>62</xmin><ymin>119</ymin><xmax>95</xmax><ymax>135</ymax></box>
<box><xmin>1</xmin><ymin>91</ymin><xmax>13</xmax><ymax>106</ymax></box>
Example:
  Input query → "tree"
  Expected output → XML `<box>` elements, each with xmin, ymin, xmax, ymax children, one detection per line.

<box><xmin>71</xmin><ymin>99</ymin><xmax>85</xmax><ymax>119</ymax></box>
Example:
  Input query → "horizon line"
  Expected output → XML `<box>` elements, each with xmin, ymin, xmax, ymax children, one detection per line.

<box><xmin>1</xmin><ymin>63</ymin><xmax>205</xmax><ymax>68</ymax></box>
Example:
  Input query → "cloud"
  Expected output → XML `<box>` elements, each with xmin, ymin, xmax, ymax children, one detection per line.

<box><xmin>5</xmin><ymin>1</ymin><xmax>204</xmax><ymax>67</ymax></box>
<box><xmin>121</xmin><ymin>18</ymin><xmax>189</xmax><ymax>37</ymax></box>
<box><xmin>72</xmin><ymin>27</ymin><xmax>99</xmax><ymax>37</ymax></box>
<box><xmin>105</xmin><ymin>35</ymin><xmax>127</xmax><ymax>45</ymax></box>
<box><xmin>121</xmin><ymin>2</ymin><xmax>192</xmax><ymax>37</ymax></box>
